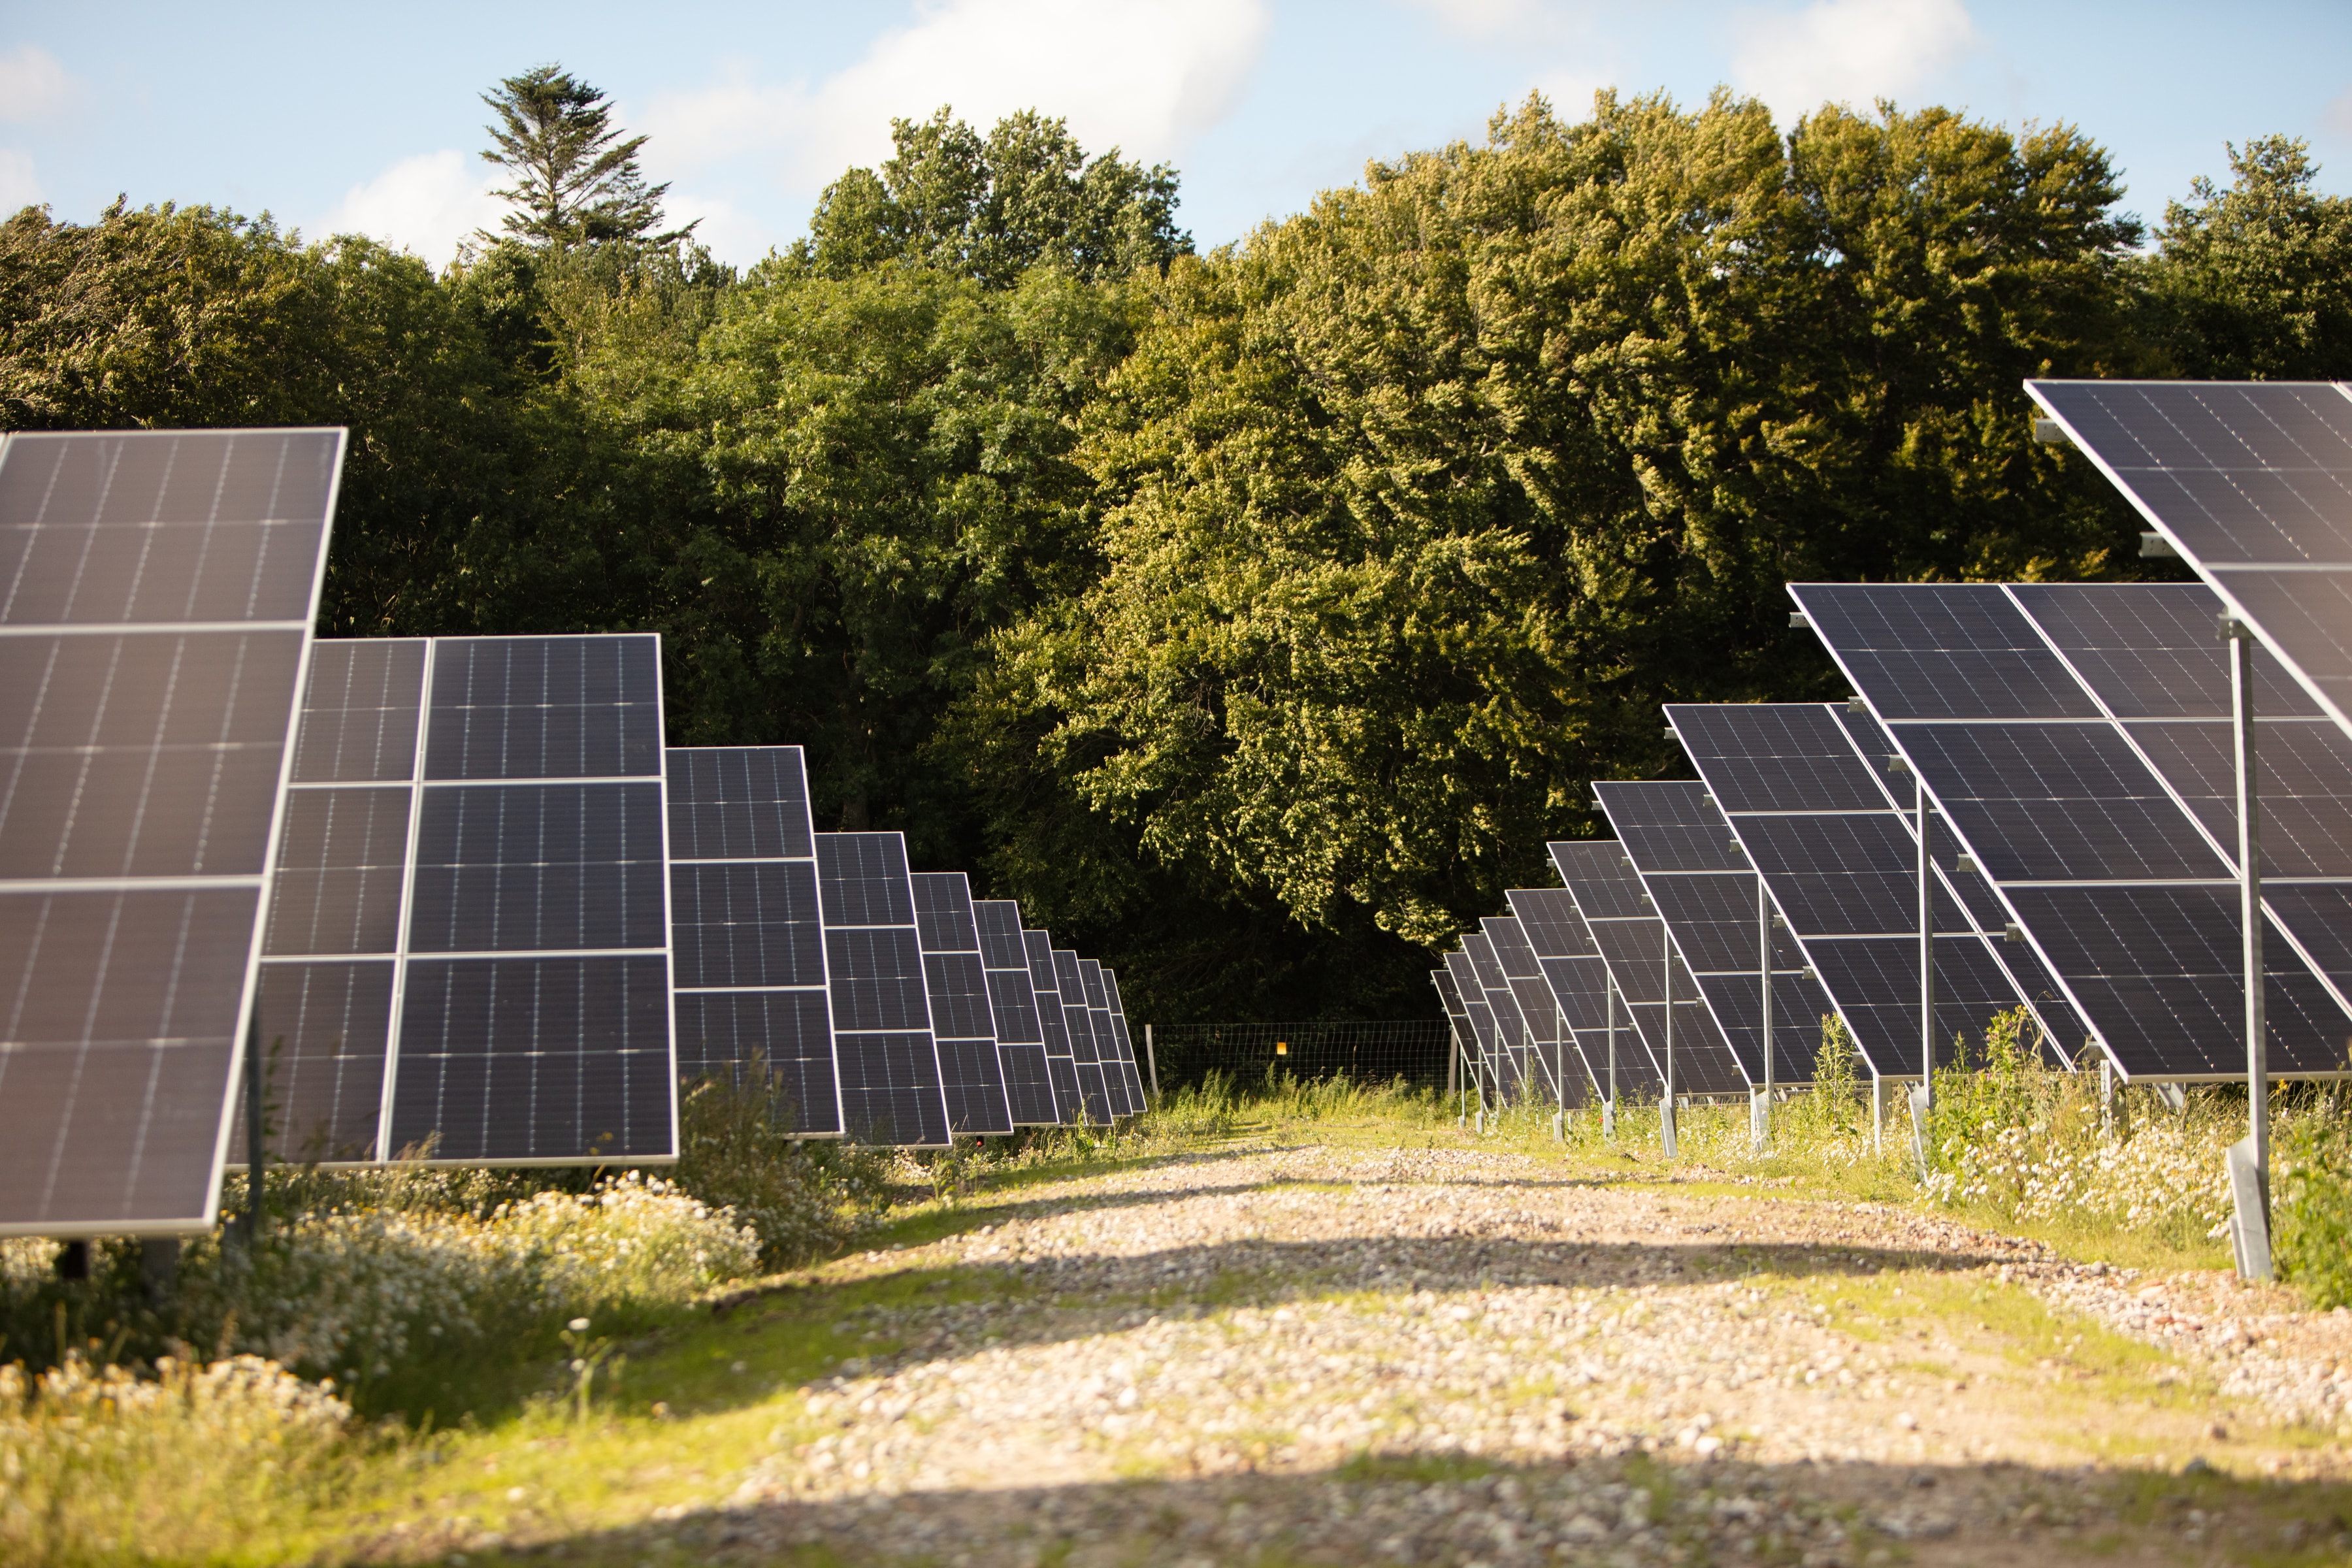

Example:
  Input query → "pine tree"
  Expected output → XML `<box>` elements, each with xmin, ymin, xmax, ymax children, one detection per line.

<box><xmin>480</xmin><ymin>65</ymin><xmax>694</xmax><ymax>248</ymax></box>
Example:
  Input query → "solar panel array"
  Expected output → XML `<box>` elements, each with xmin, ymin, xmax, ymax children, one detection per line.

<box><xmin>1789</xmin><ymin>580</ymin><xmax>2352</xmax><ymax>1078</ymax></box>
<box><xmin>667</xmin><ymin>745</ymin><xmax>840</xmax><ymax>1136</ymax></box>
<box><xmin>1592</xmin><ymin>780</ymin><xmax>1842</xmax><ymax>1088</ymax></box>
<box><xmin>1022</xmin><ymin>928</ymin><xmax>1085</xmax><ymax>1117</ymax></box>
<box><xmin>1053</xmin><ymin>947</ymin><xmax>1119</xmax><ymax>1121</ymax></box>
<box><xmin>0</xmin><ymin>429</ymin><xmax>342</xmax><ymax>1235</ymax></box>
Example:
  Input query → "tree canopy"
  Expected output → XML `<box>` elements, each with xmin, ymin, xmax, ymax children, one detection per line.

<box><xmin>1</xmin><ymin>88</ymin><xmax>2332</xmax><ymax>1020</ymax></box>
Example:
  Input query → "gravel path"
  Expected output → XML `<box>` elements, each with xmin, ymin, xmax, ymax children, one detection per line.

<box><xmin>644</xmin><ymin>1142</ymin><xmax>2352</xmax><ymax>1566</ymax></box>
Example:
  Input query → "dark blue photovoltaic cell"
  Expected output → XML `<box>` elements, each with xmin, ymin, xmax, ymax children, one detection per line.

<box><xmin>674</xmin><ymin>989</ymin><xmax>837</xmax><ymax>1128</ymax></box>
<box><xmin>815</xmin><ymin>832</ymin><xmax>949</xmax><ymax>1146</ymax></box>
<box><xmin>1668</xmin><ymin>703</ymin><xmax>1886</xmax><ymax>813</ymax></box>
<box><xmin>407</xmin><ymin>783</ymin><xmax>667</xmax><ymax>953</ymax></box>
<box><xmin>387</xmin><ymin>955</ymin><xmax>672</xmax><ymax>1162</ymax></box>
<box><xmin>2006</xmin><ymin>884</ymin><xmax>2351</xmax><ymax>1077</ymax></box>
<box><xmin>1891</xmin><ymin>723</ymin><xmax>2228</xmax><ymax>883</ymax></box>
<box><xmin>2027</xmin><ymin>382</ymin><xmax>2352</xmax><ymax>569</ymax></box>
<box><xmin>424</xmin><ymin>636</ymin><xmax>662</xmax><ymax>781</ymax></box>
<box><xmin>666</xmin><ymin>746</ymin><xmax>818</xmax><ymax>860</ymax></box>
<box><xmin>1792</xmin><ymin>584</ymin><xmax>2100</xmax><ymax>722</ymax></box>
<box><xmin>668</xmin><ymin>861</ymin><xmax>826</xmax><ymax>988</ymax></box>
<box><xmin>2012</xmin><ymin>583</ymin><xmax>2317</xmax><ymax>719</ymax></box>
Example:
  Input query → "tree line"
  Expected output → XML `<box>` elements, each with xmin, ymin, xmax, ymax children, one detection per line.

<box><xmin>3</xmin><ymin>70</ymin><xmax>2347</xmax><ymax>1022</ymax></box>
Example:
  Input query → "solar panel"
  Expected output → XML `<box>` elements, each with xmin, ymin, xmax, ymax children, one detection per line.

<box><xmin>385</xmin><ymin>636</ymin><xmax>677</xmax><ymax>1164</ymax></box>
<box><xmin>1051</xmin><ymin>947</ymin><xmax>1115</xmax><ymax>1122</ymax></box>
<box><xmin>1098</xmin><ymin>966</ymin><xmax>1149</xmax><ymax>1107</ymax></box>
<box><xmin>2026</xmin><ymin>380</ymin><xmax>2352</xmax><ymax>736</ymax></box>
<box><xmin>1432</xmin><ymin>967</ymin><xmax>1471</xmax><ymax>1071</ymax></box>
<box><xmin>909</xmin><ymin>873</ymin><xmax>1015</xmax><ymax>1136</ymax></box>
<box><xmin>250</xmin><ymin>638</ymin><xmax>423</xmax><ymax>1162</ymax></box>
<box><xmin>1078</xmin><ymin>958</ymin><xmax>1142</xmax><ymax>1114</ymax></box>
<box><xmin>1021</xmin><ymin>928</ymin><xmax>1083</xmax><ymax>1121</ymax></box>
<box><xmin>814</xmin><ymin>832</ymin><xmax>951</xmax><ymax>1146</ymax></box>
<box><xmin>973</xmin><ymin>900</ymin><xmax>1059</xmax><ymax>1124</ymax></box>
<box><xmin>1443</xmin><ymin>948</ymin><xmax>1501</xmax><ymax>1092</ymax></box>
<box><xmin>1504</xmin><ymin>887</ymin><xmax>1616</xmax><ymax>1098</ymax></box>
<box><xmin>1593</xmin><ymin>779</ymin><xmax>1842</xmax><ymax>1088</ymax></box>
<box><xmin>1547</xmin><ymin>840</ymin><xmax>1748</xmax><ymax>1094</ymax></box>
<box><xmin>666</xmin><ymin>746</ymin><xmax>841</xmax><ymax>1137</ymax></box>
<box><xmin>1484</xmin><ymin>915</ymin><xmax>1587</xmax><ymax>1107</ymax></box>
<box><xmin>1791</xmin><ymin>580</ymin><xmax>2352</xmax><ymax>1077</ymax></box>
<box><xmin>1460</xmin><ymin>930</ymin><xmax>1533</xmax><ymax>1100</ymax></box>
<box><xmin>0</xmin><ymin>428</ymin><xmax>343</xmax><ymax>1235</ymax></box>
<box><xmin>1663</xmin><ymin>702</ymin><xmax>2089</xmax><ymax>1079</ymax></box>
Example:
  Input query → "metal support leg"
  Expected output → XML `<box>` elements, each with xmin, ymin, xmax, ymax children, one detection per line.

<box><xmin>1918</xmin><ymin>776</ymin><xmax>1935</xmax><ymax>1111</ymax></box>
<box><xmin>1661</xmin><ymin>920</ymin><xmax>1678</xmax><ymax>1160</ymax></box>
<box><xmin>2227</xmin><ymin>615</ymin><xmax>2272</xmax><ymax>1279</ymax></box>
<box><xmin>1757</xmin><ymin>873</ymin><xmax>1773</xmax><ymax>1154</ymax></box>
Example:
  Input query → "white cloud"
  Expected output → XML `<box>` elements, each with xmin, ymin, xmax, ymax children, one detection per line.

<box><xmin>644</xmin><ymin>0</ymin><xmax>1271</xmax><ymax>191</ymax></box>
<box><xmin>0</xmin><ymin>44</ymin><xmax>75</xmax><ymax>123</ymax></box>
<box><xmin>1393</xmin><ymin>0</ymin><xmax>1590</xmax><ymax>42</ymax></box>
<box><xmin>314</xmin><ymin>150</ymin><xmax>504</xmax><ymax>264</ymax></box>
<box><xmin>664</xmin><ymin>189</ymin><xmax>778</xmax><ymax>266</ymax></box>
<box><xmin>0</xmin><ymin>148</ymin><xmax>41</xmax><ymax>212</ymax></box>
<box><xmin>1729</xmin><ymin>0</ymin><xmax>1977</xmax><ymax>125</ymax></box>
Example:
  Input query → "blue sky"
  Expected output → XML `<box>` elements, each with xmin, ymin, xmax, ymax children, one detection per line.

<box><xmin>5</xmin><ymin>1</ymin><xmax>2349</xmax><ymax>269</ymax></box>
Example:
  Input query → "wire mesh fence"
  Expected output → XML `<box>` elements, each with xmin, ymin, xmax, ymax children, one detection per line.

<box><xmin>1143</xmin><ymin>1021</ymin><xmax>1454</xmax><ymax>1093</ymax></box>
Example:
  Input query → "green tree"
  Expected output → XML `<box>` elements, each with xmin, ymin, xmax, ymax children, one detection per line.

<box><xmin>2143</xmin><ymin>135</ymin><xmax>2352</xmax><ymax>378</ymax></box>
<box><xmin>480</xmin><ymin>65</ymin><xmax>694</xmax><ymax>248</ymax></box>
<box><xmin>979</xmin><ymin>93</ymin><xmax>2148</xmax><ymax>949</ymax></box>
<box><xmin>800</xmin><ymin>108</ymin><xmax>1188</xmax><ymax>287</ymax></box>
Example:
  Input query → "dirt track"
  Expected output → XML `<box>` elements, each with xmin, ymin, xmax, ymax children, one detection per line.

<box><xmin>601</xmin><ymin>1141</ymin><xmax>2352</xmax><ymax>1565</ymax></box>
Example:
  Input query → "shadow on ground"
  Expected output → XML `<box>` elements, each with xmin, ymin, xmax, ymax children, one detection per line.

<box><xmin>413</xmin><ymin>1450</ymin><xmax>2352</xmax><ymax>1567</ymax></box>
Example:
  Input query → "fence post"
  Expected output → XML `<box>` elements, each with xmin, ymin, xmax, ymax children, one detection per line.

<box><xmin>1145</xmin><ymin>1024</ymin><xmax>1160</xmax><ymax>1102</ymax></box>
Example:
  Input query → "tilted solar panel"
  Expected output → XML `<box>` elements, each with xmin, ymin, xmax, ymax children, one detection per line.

<box><xmin>1460</xmin><ymin>930</ymin><xmax>1533</xmax><ymax>1100</ymax></box>
<box><xmin>1102</xmin><ymin>969</ymin><xmax>1145</xmax><ymax>1103</ymax></box>
<box><xmin>385</xmin><ymin>636</ymin><xmax>676</xmax><ymax>1164</ymax></box>
<box><xmin>2027</xmin><ymin>380</ymin><xmax>2352</xmax><ymax>736</ymax></box>
<box><xmin>974</xmin><ymin>900</ymin><xmax>1059</xmax><ymax>1124</ymax></box>
<box><xmin>1593</xmin><ymin>779</ymin><xmax>1839</xmax><ymax>1088</ymax></box>
<box><xmin>1547</xmin><ymin>840</ymin><xmax>1748</xmax><ymax>1095</ymax></box>
<box><xmin>1443</xmin><ymin>949</ymin><xmax>1501</xmax><ymax>1090</ymax></box>
<box><xmin>1078</xmin><ymin>958</ymin><xmax>1142</xmax><ymax>1115</ymax></box>
<box><xmin>1484</xmin><ymin>915</ymin><xmax>1587</xmax><ymax>1107</ymax></box>
<box><xmin>665</xmin><ymin>745</ymin><xmax>841</xmax><ymax>1137</ymax></box>
<box><xmin>1052</xmin><ymin>948</ymin><xmax>1116</xmax><ymax>1122</ymax></box>
<box><xmin>248</xmin><ymin>638</ymin><xmax>423</xmax><ymax>1163</ymax></box>
<box><xmin>0</xmin><ymin>428</ymin><xmax>344</xmax><ymax>1235</ymax></box>
<box><xmin>1791</xmin><ymin>580</ymin><xmax>2352</xmax><ymax>1077</ymax></box>
<box><xmin>1663</xmin><ymin>702</ymin><xmax>2087</xmax><ymax>1079</ymax></box>
<box><xmin>910</xmin><ymin>872</ymin><xmax>1015</xmax><ymax>1136</ymax></box>
<box><xmin>1505</xmin><ymin>887</ymin><xmax>1616</xmax><ymax>1098</ymax></box>
<box><xmin>1022</xmin><ymin>928</ymin><xmax>1083</xmax><ymax>1120</ymax></box>
<box><xmin>815</xmin><ymin>832</ymin><xmax>951</xmax><ymax>1145</ymax></box>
